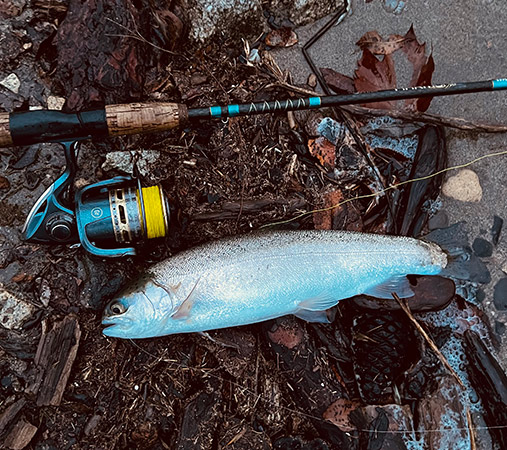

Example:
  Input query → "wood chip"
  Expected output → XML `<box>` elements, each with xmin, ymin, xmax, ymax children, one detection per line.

<box><xmin>4</xmin><ymin>419</ymin><xmax>38</xmax><ymax>450</ymax></box>
<box><xmin>31</xmin><ymin>315</ymin><xmax>81</xmax><ymax>406</ymax></box>
<box><xmin>0</xmin><ymin>399</ymin><xmax>26</xmax><ymax>436</ymax></box>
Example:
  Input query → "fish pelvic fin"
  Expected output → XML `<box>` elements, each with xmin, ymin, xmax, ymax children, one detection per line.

<box><xmin>172</xmin><ymin>277</ymin><xmax>200</xmax><ymax>320</ymax></box>
<box><xmin>295</xmin><ymin>291</ymin><xmax>338</xmax><ymax>323</ymax></box>
<box><xmin>364</xmin><ymin>275</ymin><xmax>414</xmax><ymax>299</ymax></box>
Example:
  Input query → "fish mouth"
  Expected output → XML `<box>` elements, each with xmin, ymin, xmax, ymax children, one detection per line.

<box><xmin>102</xmin><ymin>323</ymin><xmax>127</xmax><ymax>337</ymax></box>
<box><xmin>101</xmin><ymin>315</ymin><xmax>133</xmax><ymax>337</ymax></box>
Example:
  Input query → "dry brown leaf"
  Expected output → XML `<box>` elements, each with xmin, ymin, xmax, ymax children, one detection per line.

<box><xmin>265</xmin><ymin>27</ymin><xmax>298</xmax><ymax>47</ymax></box>
<box><xmin>356</xmin><ymin>31</ymin><xmax>406</xmax><ymax>56</ymax></box>
<box><xmin>354</xmin><ymin>49</ymin><xmax>397</xmax><ymax>109</ymax></box>
<box><xmin>323</xmin><ymin>398</ymin><xmax>361</xmax><ymax>431</ymax></box>
<box><xmin>0</xmin><ymin>176</ymin><xmax>10</xmax><ymax>189</ymax></box>
<box><xmin>402</xmin><ymin>25</ymin><xmax>428</xmax><ymax>86</ymax></box>
<box><xmin>313</xmin><ymin>190</ymin><xmax>344</xmax><ymax>230</ymax></box>
<box><xmin>408</xmin><ymin>53</ymin><xmax>435</xmax><ymax>112</ymax></box>
<box><xmin>321</xmin><ymin>68</ymin><xmax>355</xmax><ymax>94</ymax></box>
<box><xmin>401</xmin><ymin>25</ymin><xmax>435</xmax><ymax>111</ymax></box>
<box><xmin>308</xmin><ymin>137</ymin><xmax>336</xmax><ymax>170</ymax></box>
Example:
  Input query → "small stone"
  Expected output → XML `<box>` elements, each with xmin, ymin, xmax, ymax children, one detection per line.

<box><xmin>47</xmin><ymin>95</ymin><xmax>65</xmax><ymax>110</ymax></box>
<box><xmin>493</xmin><ymin>278</ymin><xmax>507</xmax><ymax>310</ymax></box>
<box><xmin>495</xmin><ymin>320</ymin><xmax>505</xmax><ymax>336</ymax></box>
<box><xmin>442</xmin><ymin>169</ymin><xmax>482</xmax><ymax>202</ymax></box>
<box><xmin>491</xmin><ymin>215</ymin><xmax>503</xmax><ymax>246</ymax></box>
<box><xmin>308</xmin><ymin>73</ymin><xmax>317</xmax><ymax>88</ymax></box>
<box><xmin>0</xmin><ymin>73</ymin><xmax>21</xmax><ymax>94</ymax></box>
<box><xmin>476</xmin><ymin>289</ymin><xmax>486</xmax><ymax>303</ymax></box>
<box><xmin>101</xmin><ymin>150</ymin><xmax>161</xmax><ymax>177</ymax></box>
<box><xmin>39</xmin><ymin>278</ymin><xmax>51</xmax><ymax>307</ymax></box>
<box><xmin>472</xmin><ymin>237</ymin><xmax>493</xmax><ymax>257</ymax></box>
<box><xmin>0</xmin><ymin>287</ymin><xmax>35</xmax><ymax>330</ymax></box>
<box><xmin>428</xmin><ymin>210</ymin><xmax>449</xmax><ymax>230</ymax></box>
<box><xmin>84</xmin><ymin>414</ymin><xmax>102</xmax><ymax>436</ymax></box>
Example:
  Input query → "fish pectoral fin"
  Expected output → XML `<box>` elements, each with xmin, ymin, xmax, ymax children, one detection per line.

<box><xmin>364</xmin><ymin>275</ymin><xmax>414</xmax><ymax>299</ymax></box>
<box><xmin>171</xmin><ymin>278</ymin><xmax>200</xmax><ymax>320</ymax></box>
<box><xmin>298</xmin><ymin>291</ymin><xmax>338</xmax><ymax>312</ymax></box>
<box><xmin>294</xmin><ymin>309</ymin><xmax>331</xmax><ymax>323</ymax></box>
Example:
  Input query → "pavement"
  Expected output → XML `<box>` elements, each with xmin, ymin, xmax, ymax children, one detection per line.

<box><xmin>273</xmin><ymin>0</ymin><xmax>507</xmax><ymax>368</ymax></box>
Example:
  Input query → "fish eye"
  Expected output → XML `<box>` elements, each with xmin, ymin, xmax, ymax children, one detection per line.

<box><xmin>108</xmin><ymin>301</ymin><xmax>127</xmax><ymax>316</ymax></box>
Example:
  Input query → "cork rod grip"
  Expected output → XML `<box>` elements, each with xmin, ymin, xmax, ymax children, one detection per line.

<box><xmin>0</xmin><ymin>112</ymin><xmax>13</xmax><ymax>147</ymax></box>
<box><xmin>105</xmin><ymin>102</ymin><xmax>187</xmax><ymax>137</ymax></box>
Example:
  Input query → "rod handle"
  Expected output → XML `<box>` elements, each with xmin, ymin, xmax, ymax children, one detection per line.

<box><xmin>105</xmin><ymin>102</ymin><xmax>188</xmax><ymax>136</ymax></box>
<box><xmin>0</xmin><ymin>112</ymin><xmax>13</xmax><ymax>147</ymax></box>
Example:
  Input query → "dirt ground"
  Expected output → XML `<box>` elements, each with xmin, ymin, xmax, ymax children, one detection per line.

<box><xmin>0</xmin><ymin>1</ymin><xmax>505</xmax><ymax>450</ymax></box>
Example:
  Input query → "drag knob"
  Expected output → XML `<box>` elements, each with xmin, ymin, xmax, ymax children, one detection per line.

<box><xmin>46</xmin><ymin>213</ymin><xmax>75</xmax><ymax>242</ymax></box>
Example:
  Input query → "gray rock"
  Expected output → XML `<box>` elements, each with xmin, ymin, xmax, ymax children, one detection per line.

<box><xmin>0</xmin><ymin>286</ymin><xmax>35</xmax><ymax>330</ymax></box>
<box><xmin>101</xmin><ymin>150</ymin><xmax>161</xmax><ymax>177</ymax></box>
<box><xmin>493</xmin><ymin>278</ymin><xmax>507</xmax><ymax>311</ymax></box>
<box><xmin>184</xmin><ymin>0</ymin><xmax>345</xmax><ymax>44</ymax></box>
<box><xmin>269</xmin><ymin>0</ymin><xmax>345</xmax><ymax>26</ymax></box>
<box><xmin>184</xmin><ymin>0</ymin><xmax>265</xmax><ymax>43</ymax></box>
<box><xmin>428</xmin><ymin>210</ymin><xmax>449</xmax><ymax>231</ymax></box>
<box><xmin>0</xmin><ymin>73</ymin><xmax>21</xmax><ymax>94</ymax></box>
<box><xmin>473</xmin><ymin>237</ymin><xmax>493</xmax><ymax>257</ymax></box>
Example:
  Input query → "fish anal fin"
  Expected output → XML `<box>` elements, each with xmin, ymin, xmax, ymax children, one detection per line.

<box><xmin>294</xmin><ymin>309</ymin><xmax>331</xmax><ymax>323</ymax></box>
<box><xmin>172</xmin><ymin>278</ymin><xmax>200</xmax><ymax>320</ymax></box>
<box><xmin>364</xmin><ymin>275</ymin><xmax>414</xmax><ymax>299</ymax></box>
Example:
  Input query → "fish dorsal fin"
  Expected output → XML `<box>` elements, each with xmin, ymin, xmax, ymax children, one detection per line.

<box><xmin>172</xmin><ymin>278</ymin><xmax>200</xmax><ymax>320</ymax></box>
<box><xmin>294</xmin><ymin>309</ymin><xmax>331</xmax><ymax>323</ymax></box>
<box><xmin>364</xmin><ymin>275</ymin><xmax>414</xmax><ymax>299</ymax></box>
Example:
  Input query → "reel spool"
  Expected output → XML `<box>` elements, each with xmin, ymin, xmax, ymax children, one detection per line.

<box><xmin>75</xmin><ymin>179</ymin><xmax>170</xmax><ymax>256</ymax></box>
<box><xmin>23</xmin><ymin>141</ymin><xmax>170</xmax><ymax>257</ymax></box>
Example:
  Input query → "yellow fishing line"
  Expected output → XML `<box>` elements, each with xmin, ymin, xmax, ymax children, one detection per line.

<box><xmin>140</xmin><ymin>186</ymin><xmax>166</xmax><ymax>239</ymax></box>
<box><xmin>261</xmin><ymin>149</ymin><xmax>507</xmax><ymax>229</ymax></box>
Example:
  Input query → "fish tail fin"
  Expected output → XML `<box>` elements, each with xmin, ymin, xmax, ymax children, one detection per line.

<box><xmin>422</xmin><ymin>222</ymin><xmax>490</xmax><ymax>283</ymax></box>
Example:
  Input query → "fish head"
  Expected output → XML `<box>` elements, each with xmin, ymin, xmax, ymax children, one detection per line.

<box><xmin>102</xmin><ymin>274</ymin><xmax>174</xmax><ymax>339</ymax></box>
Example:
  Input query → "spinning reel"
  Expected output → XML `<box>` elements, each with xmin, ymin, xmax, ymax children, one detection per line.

<box><xmin>22</xmin><ymin>141</ymin><xmax>171</xmax><ymax>257</ymax></box>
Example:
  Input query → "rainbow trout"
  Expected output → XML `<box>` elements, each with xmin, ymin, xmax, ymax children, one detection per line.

<box><xmin>102</xmin><ymin>230</ymin><xmax>450</xmax><ymax>339</ymax></box>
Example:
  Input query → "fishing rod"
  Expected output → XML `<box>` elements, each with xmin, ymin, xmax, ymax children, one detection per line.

<box><xmin>1</xmin><ymin>77</ymin><xmax>506</xmax><ymax>257</ymax></box>
<box><xmin>1</xmin><ymin>78</ymin><xmax>506</xmax><ymax>148</ymax></box>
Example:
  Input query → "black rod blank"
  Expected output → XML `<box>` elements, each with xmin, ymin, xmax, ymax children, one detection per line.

<box><xmin>188</xmin><ymin>79</ymin><xmax>507</xmax><ymax>120</ymax></box>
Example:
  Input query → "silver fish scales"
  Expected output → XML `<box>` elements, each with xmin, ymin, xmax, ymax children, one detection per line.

<box><xmin>102</xmin><ymin>230</ymin><xmax>447</xmax><ymax>339</ymax></box>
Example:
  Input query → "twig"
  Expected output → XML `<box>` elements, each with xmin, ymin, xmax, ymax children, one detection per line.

<box><xmin>467</xmin><ymin>407</ymin><xmax>476</xmax><ymax>450</ymax></box>
<box><xmin>392</xmin><ymin>293</ymin><xmax>465</xmax><ymax>389</ymax></box>
<box><xmin>343</xmin><ymin>104</ymin><xmax>507</xmax><ymax>133</ymax></box>
<box><xmin>271</xmin><ymin>81</ymin><xmax>507</xmax><ymax>133</ymax></box>
<box><xmin>105</xmin><ymin>17</ymin><xmax>178</xmax><ymax>56</ymax></box>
